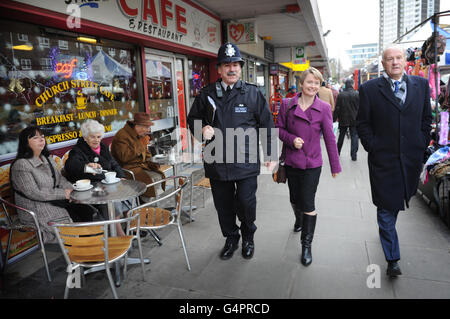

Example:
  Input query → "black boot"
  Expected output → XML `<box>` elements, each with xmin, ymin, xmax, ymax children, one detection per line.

<box><xmin>301</xmin><ymin>214</ymin><xmax>317</xmax><ymax>266</ymax></box>
<box><xmin>291</xmin><ymin>203</ymin><xmax>303</xmax><ymax>232</ymax></box>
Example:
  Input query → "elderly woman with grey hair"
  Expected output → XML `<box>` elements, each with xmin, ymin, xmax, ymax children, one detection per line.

<box><xmin>65</xmin><ymin>119</ymin><xmax>129</xmax><ymax>235</ymax></box>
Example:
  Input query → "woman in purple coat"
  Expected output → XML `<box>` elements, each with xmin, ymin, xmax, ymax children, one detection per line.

<box><xmin>277</xmin><ymin>67</ymin><xmax>342</xmax><ymax>266</ymax></box>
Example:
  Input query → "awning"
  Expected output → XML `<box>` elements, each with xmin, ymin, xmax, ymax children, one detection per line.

<box><xmin>280</xmin><ymin>61</ymin><xmax>310</xmax><ymax>72</ymax></box>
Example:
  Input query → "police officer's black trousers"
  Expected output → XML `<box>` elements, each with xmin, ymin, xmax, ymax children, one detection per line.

<box><xmin>210</xmin><ymin>176</ymin><xmax>258</xmax><ymax>244</ymax></box>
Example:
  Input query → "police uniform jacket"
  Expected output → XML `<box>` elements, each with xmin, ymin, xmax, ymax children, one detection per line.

<box><xmin>187</xmin><ymin>80</ymin><xmax>275</xmax><ymax>181</ymax></box>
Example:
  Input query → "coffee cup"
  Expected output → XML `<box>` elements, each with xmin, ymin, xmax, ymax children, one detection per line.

<box><xmin>104</xmin><ymin>171</ymin><xmax>117</xmax><ymax>183</ymax></box>
<box><xmin>75</xmin><ymin>179</ymin><xmax>90</xmax><ymax>189</ymax></box>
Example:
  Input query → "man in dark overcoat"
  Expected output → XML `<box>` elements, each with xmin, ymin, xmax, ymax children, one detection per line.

<box><xmin>335</xmin><ymin>78</ymin><xmax>359</xmax><ymax>161</ymax></box>
<box><xmin>187</xmin><ymin>42</ymin><xmax>276</xmax><ymax>260</ymax></box>
<box><xmin>357</xmin><ymin>46</ymin><xmax>432</xmax><ymax>277</ymax></box>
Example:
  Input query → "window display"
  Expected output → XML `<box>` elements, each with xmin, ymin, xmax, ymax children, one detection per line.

<box><xmin>188</xmin><ymin>58</ymin><xmax>209</xmax><ymax>101</ymax></box>
<box><xmin>145</xmin><ymin>54</ymin><xmax>176</xmax><ymax>132</ymax></box>
<box><xmin>0</xmin><ymin>20</ymin><xmax>139</xmax><ymax>157</ymax></box>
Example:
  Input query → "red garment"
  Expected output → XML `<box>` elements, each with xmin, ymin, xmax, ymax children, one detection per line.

<box><xmin>286</xmin><ymin>92</ymin><xmax>296</xmax><ymax>98</ymax></box>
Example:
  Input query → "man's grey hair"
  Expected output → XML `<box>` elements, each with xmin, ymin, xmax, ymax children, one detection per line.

<box><xmin>382</xmin><ymin>45</ymin><xmax>406</xmax><ymax>61</ymax></box>
<box><xmin>81</xmin><ymin>119</ymin><xmax>105</xmax><ymax>138</ymax></box>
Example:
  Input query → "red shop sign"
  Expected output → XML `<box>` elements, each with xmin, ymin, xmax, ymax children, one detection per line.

<box><xmin>56</xmin><ymin>58</ymin><xmax>78</xmax><ymax>79</ymax></box>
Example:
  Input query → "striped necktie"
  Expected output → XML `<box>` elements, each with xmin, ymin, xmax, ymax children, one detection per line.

<box><xmin>393</xmin><ymin>80</ymin><xmax>406</xmax><ymax>106</ymax></box>
<box><xmin>394</xmin><ymin>81</ymin><xmax>400</xmax><ymax>94</ymax></box>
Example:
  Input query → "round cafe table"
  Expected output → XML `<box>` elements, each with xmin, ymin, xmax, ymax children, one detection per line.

<box><xmin>70</xmin><ymin>179</ymin><xmax>148</xmax><ymax>286</ymax></box>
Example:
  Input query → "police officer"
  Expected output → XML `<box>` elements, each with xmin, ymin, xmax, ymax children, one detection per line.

<box><xmin>187</xmin><ymin>42</ymin><xmax>277</xmax><ymax>260</ymax></box>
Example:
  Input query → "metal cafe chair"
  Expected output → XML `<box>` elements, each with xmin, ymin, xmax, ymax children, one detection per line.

<box><xmin>121</xmin><ymin>167</ymin><xmax>163</xmax><ymax>246</ymax></box>
<box><xmin>0</xmin><ymin>183</ymin><xmax>52</xmax><ymax>282</ymax></box>
<box><xmin>49</xmin><ymin>213</ymin><xmax>145</xmax><ymax>299</ymax></box>
<box><xmin>127</xmin><ymin>176</ymin><xmax>191</xmax><ymax>271</ymax></box>
<box><xmin>189</xmin><ymin>168</ymin><xmax>211</xmax><ymax>211</ymax></box>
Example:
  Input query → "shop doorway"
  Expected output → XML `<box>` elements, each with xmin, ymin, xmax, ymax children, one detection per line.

<box><xmin>144</xmin><ymin>50</ymin><xmax>190</xmax><ymax>159</ymax></box>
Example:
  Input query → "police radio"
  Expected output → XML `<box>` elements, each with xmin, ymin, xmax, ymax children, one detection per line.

<box><xmin>215</xmin><ymin>82</ymin><xmax>223</xmax><ymax>98</ymax></box>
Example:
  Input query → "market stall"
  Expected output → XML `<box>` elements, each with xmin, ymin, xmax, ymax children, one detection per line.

<box><xmin>396</xmin><ymin>11</ymin><xmax>450</xmax><ymax>228</ymax></box>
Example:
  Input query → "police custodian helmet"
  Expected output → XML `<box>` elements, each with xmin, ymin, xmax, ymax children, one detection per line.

<box><xmin>216</xmin><ymin>42</ymin><xmax>245</xmax><ymax>66</ymax></box>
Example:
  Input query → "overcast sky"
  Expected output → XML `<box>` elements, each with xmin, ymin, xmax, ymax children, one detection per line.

<box><xmin>317</xmin><ymin>0</ymin><xmax>379</xmax><ymax>69</ymax></box>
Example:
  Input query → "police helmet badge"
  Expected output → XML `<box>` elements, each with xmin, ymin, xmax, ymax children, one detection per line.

<box><xmin>225</xmin><ymin>43</ymin><xmax>236</xmax><ymax>57</ymax></box>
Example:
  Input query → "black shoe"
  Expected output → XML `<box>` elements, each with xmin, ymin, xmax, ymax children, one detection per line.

<box><xmin>219</xmin><ymin>242</ymin><xmax>239</xmax><ymax>260</ymax></box>
<box><xmin>242</xmin><ymin>241</ymin><xmax>255</xmax><ymax>259</ymax></box>
<box><xmin>301</xmin><ymin>214</ymin><xmax>317</xmax><ymax>266</ymax></box>
<box><xmin>386</xmin><ymin>261</ymin><xmax>402</xmax><ymax>277</ymax></box>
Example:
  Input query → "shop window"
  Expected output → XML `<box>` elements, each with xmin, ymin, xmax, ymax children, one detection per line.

<box><xmin>188</xmin><ymin>58</ymin><xmax>209</xmax><ymax>101</ymax></box>
<box><xmin>20</xmin><ymin>59</ymin><xmax>32</xmax><ymax>70</ymax></box>
<box><xmin>58</xmin><ymin>40</ymin><xmax>68</xmax><ymax>50</ymax></box>
<box><xmin>17</xmin><ymin>34</ymin><xmax>28</xmax><ymax>42</ymax></box>
<box><xmin>40</xmin><ymin>58</ymin><xmax>52</xmax><ymax>70</ymax></box>
<box><xmin>145</xmin><ymin>56</ymin><xmax>175</xmax><ymax>127</ymax></box>
<box><xmin>38</xmin><ymin>36</ymin><xmax>50</xmax><ymax>48</ymax></box>
<box><xmin>0</xmin><ymin>20</ymin><xmax>139</xmax><ymax>157</ymax></box>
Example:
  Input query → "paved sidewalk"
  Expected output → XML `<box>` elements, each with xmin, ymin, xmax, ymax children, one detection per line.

<box><xmin>1</xmin><ymin>140</ymin><xmax>450</xmax><ymax>299</ymax></box>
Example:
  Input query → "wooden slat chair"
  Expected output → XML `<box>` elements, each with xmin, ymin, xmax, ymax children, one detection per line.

<box><xmin>49</xmin><ymin>214</ymin><xmax>145</xmax><ymax>299</ymax></box>
<box><xmin>120</xmin><ymin>167</ymin><xmax>164</xmax><ymax>246</ymax></box>
<box><xmin>127</xmin><ymin>175</ymin><xmax>191</xmax><ymax>271</ymax></box>
<box><xmin>189</xmin><ymin>168</ymin><xmax>211</xmax><ymax>212</ymax></box>
<box><xmin>0</xmin><ymin>183</ymin><xmax>52</xmax><ymax>282</ymax></box>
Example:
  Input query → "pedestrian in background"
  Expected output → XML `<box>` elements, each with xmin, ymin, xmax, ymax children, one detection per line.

<box><xmin>326</xmin><ymin>82</ymin><xmax>339</xmax><ymax>105</ymax></box>
<box><xmin>335</xmin><ymin>78</ymin><xmax>359</xmax><ymax>161</ymax></box>
<box><xmin>286</xmin><ymin>86</ymin><xmax>297</xmax><ymax>98</ymax></box>
<box><xmin>357</xmin><ymin>46</ymin><xmax>432</xmax><ymax>278</ymax></box>
<box><xmin>277</xmin><ymin>67</ymin><xmax>341</xmax><ymax>266</ymax></box>
<box><xmin>318</xmin><ymin>81</ymin><xmax>335</xmax><ymax>112</ymax></box>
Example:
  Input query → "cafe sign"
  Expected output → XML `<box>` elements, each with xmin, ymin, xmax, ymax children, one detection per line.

<box><xmin>13</xmin><ymin>0</ymin><xmax>221</xmax><ymax>54</ymax></box>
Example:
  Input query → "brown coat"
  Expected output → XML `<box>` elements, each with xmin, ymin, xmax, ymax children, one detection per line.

<box><xmin>111</xmin><ymin>122</ymin><xmax>165</xmax><ymax>198</ymax></box>
<box><xmin>318</xmin><ymin>87</ymin><xmax>335</xmax><ymax>111</ymax></box>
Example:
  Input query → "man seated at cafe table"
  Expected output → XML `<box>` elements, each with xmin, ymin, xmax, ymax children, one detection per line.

<box><xmin>111</xmin><ymin>112</ymin><xmax>165</xmax><ymax>202</ymax></box>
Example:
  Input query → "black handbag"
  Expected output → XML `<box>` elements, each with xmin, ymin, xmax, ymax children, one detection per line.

<box><xmin>273</xmin><ymin>97</ymin><xmax>294</xmax><ymax>184</ymax></box>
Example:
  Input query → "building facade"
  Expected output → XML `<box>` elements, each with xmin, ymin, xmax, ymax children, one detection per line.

<box><xmin>380</xmin><ymin>0</ymin><xmax>440</xmax><ymax>52</ymax></box>
<box><xmin>346</xmin><ymin>43</ymin><xmax>379</xmax><ymax>67</ymax></box>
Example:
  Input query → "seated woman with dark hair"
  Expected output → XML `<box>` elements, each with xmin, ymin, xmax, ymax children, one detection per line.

<box><xmin>64</xmin><ymin>119</ymin><xmax>130</xmax><ymax>236</ymax></box>
<box><xmin>10</xmin><ymin>126</ymin><xmax>94</xmax><ymax>243</ymax></box>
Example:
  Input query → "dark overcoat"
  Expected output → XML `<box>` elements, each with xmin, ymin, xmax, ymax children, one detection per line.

<box><xmin>64</xmin><ymin>138</ymin><xmax>125</xmax><ymax>183</ymax></box>
<box><xmin>187</xmin><ymin>80</ymin><xmax>275</xmax><ymax>181</ymax></box>
<box><xmin>356</xmin><ymin>75</ymin><xmax>432</xmax><ymax>211</ymax></box>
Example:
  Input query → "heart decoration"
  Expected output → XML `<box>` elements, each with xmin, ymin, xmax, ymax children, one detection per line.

<box><xmin>229</xmin><ymin>24</ymin><xmax>244</xmax><ymax>42</ymax></box>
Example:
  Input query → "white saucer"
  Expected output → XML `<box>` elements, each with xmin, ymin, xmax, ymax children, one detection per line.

<box><xmin>101</xmin><ymin>177</ymin><xmax>121</xmax><ymax>185</ymax></box>
<box><xmin>73</xmin><ymin>184</ymin><xmax>93</xmax><ymax>191</ymax></box>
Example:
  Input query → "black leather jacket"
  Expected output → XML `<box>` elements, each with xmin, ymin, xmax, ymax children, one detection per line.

<box><xmin>334</xmin><ymin>87</ymin><xmax>359</xmax><ymax>126</ymax></box>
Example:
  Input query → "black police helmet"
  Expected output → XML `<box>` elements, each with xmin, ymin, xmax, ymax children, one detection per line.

<box><xmin>216</xmin><ymin>42</ymin><xmax>244</xmax><ymax>66</ymax></box>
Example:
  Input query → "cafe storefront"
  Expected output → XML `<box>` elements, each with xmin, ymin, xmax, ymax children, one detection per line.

<box><xmin>0</xmin><ymin>0</ymin><xmax>220</xmax><ymax>266</ymax></box>
<box><xmin>0</xmin><ymin>0</ymin><xmax>221</xmax><ymax>167</ymax></box>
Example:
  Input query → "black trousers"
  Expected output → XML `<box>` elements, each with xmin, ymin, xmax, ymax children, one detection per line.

<box><xmin>286</xmin><ymin>166</ymin><xmax>322</xmax><ymax>213</ymax></box>
<box><xmin>337</xmin><ymin>125</ymin><xmax>359</xmax><ymax>160</ymax></box>
<box><xmin>210</xmin><ymin>176</ymin><xmax>258</xmax><ymax>244</ymax></box>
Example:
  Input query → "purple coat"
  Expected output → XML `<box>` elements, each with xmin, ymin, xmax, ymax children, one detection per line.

<box><xmin>277</xmin><ymin>93</ymin><xmax>342</xmax><ymax>174</ymax></box>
